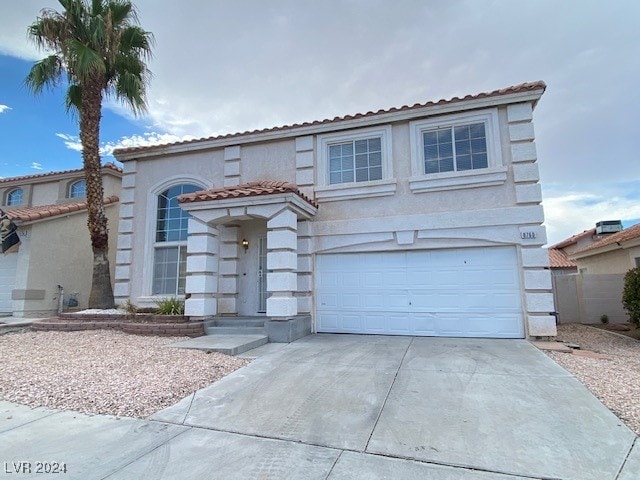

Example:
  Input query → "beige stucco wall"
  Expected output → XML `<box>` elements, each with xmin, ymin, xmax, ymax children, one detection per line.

<box><xmin>11</xmin><ymin>204</ymin><xmax>119</xmax><ymax>317</ymax></box>
<box><xmin>576</xmin><ymin>246</ymin><xmax>640</xmax><ymax>274</ymax></box>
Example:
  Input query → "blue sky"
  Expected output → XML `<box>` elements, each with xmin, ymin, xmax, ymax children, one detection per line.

<box><xmin>1</xmin><ymin>0</ymin><xmax>639</xmax><ymax>244</ymax></box>
<box><xmin>0</xmin><ymin>55</ymin><xmax>152</xmax><ymax>174</ymax></box>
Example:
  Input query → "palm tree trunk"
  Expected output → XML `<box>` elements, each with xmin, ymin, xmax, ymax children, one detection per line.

<box><xmin>80</xmin><ymin>73</ymin><xmax>114</xmax><ymax>309</ymax></box>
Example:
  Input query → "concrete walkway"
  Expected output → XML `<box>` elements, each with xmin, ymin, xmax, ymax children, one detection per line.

<box><xmin>1</xmin><ymin>335</ymin><xmax>638</xmax><ymax>479</ymax></box>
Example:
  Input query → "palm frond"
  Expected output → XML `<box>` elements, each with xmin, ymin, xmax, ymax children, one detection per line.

<box><xmin>119</xmin><ymin>25</ymin><xmax>153</xmax><ymax>59</ymax></box>
<box><xmin>113</xmin><ymin>71</ymin><xmax>147</xmax><ymax>115</ymax></box>
<box><xmin>66</xmin><ymin>38</ymin><xmax>106</xmax><ymax>82</ymax></box>
<box><xmin>65</xmin><ymin>83</ymin><xmax>82</xmax><ymax>113</ymax></box>
<box><xmin>24</xmin><ymin>55</ymin><xmax>64</xmax><ymax>94</ymax></box>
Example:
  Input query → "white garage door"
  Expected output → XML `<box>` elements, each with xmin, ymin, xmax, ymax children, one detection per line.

<box><xmin>0</xmin><ymin>254</ymin><xmax>18</xmax><ymax>314</ymax></box>
<box><xmin>316</xmin><ymin>247</ymin><xmax>524</xmax><ymax>338</ymax></box>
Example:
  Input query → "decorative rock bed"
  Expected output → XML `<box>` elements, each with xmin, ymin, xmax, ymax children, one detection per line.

<box><xmin>32</xmin><ymin>312</ymin><xmax>204</xmax><ymax>337</ymax></box>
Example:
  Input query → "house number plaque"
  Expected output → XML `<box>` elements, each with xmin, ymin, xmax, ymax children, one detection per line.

<box><xmin>520</xmin><ymin>231</ymin><xmax>536</xmax><ymax>239</ymax></box>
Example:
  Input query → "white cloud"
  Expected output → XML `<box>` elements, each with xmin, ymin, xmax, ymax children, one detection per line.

<box><xmin>98</xmin><ymin>132</ymin><xmax>195</xmax><ymax>157</ymax></box>
<box><xmin>30</xmin><ymin>162</ymin><xmax>43</xmax><ymax>170</ymax></box>
<box><xmin>55</xmin><ymin>131</ymin><xmax>194</xmax><ymax>158</ymax></box>
<box><xmin>0</xmin><ymin>105</ymin><xmax>11</xmax><ymax>113</ymax></box>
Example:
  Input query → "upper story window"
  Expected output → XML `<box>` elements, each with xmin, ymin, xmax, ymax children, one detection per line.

<box><xmin>315</xmin><ymin>125</ymin><xmax>396</xmax><ymax>202</ymax></box>
<box><xmin>6</xmin><ymin>188</ymin><xmax>23</xmax><ymax>206</ymax></box>
<box><xmin>423</xmin><ymin>123</ymin><xmax>487</xmax><ymax>174</ymax></box>
<box><xmin>329</xmin><ymin>137</ymin><xmax>382</xmax><ymax>184</ymax></box>
<box><xmin>152</xmin><ymin>184</ymin><xmax>200</xmax><ymax>296</ymax></box>
<box><xmin>409</xmin><ymin>109</ymin><xmax>506</xmax><ymax>193</ymax></box>
<box><xmin>69</xmin><ymin>180</ymin><xmax>86</xmax><ymax>198</ymax></box>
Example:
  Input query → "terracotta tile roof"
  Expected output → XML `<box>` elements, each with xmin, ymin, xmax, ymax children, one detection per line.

<box><xmin>548</xmin><ymin>248</ymin><xmax>577</xmax><ymax>269</ymax></box>
<box><xmin>178</xmin><ymin>181</ymin><xmax>318</xmax><ymax>208</ymax></box>
<box><xmin>3</xmin><ymin>196</ymin><xmax>119</xmax><ymax>223</ymax></box>
<box><xmin>0</xmin><ymin>163</ymin><xmax>122</xmax><ymax>185</ymax></box>
<box><xmin>115</xmin><ymin>81</ymin><xmax>546</xmax><ymax>156</ymax></box>
<box><xmin>549</xmin><ymin>228</ymin><xmax>596</xmax><ymax>249</ymax></box>
<box><xmin>572</xmin><ymin>223</ymin><xmax>640</xmax><ymax>255</ymax></box>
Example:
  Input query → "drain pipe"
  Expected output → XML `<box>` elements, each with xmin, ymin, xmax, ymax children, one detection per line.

<box><xmin>57</xmin><ymin>285</ymin><xmax>64</xmax><ymax>315</ymax></box>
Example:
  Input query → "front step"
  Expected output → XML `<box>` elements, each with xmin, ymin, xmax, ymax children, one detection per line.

<box><xmin>204</xmin><ymin>316</ymin><xmax>266</xmax><ymax>336</ymax></box>
<box><xmin>166</xmin><ymin>334</ymin><xmax>268</xmax><ymax>356</ymax></box>
<box><xmin>206</xmin><ymin>326</ymin><xmax>266</xmax><ymax>335</ymax></box>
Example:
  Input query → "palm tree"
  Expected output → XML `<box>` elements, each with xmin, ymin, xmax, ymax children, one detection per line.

<box><xmin>25</xmin><ymin>0</ymin><xmax>153</xmax><ymax>308</ymax></box>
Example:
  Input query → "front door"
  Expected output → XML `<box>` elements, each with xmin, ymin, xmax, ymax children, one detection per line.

<box><xmin>258</xmin><ymin>236</ymin><xmax>268</xmax><ymax>312</ymax></box>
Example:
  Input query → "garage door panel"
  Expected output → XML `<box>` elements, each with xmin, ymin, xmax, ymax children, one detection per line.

<box><xmin>316</xmin><ymin>247</ymin><xmax>524</xmax><ymax>338</ymax></box>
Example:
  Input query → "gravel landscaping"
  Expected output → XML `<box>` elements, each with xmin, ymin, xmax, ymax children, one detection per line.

<box><xmin>545</xmin><ymin>323</ymin><xmax>640</xmax><ymax>435</ymax></box>
<box><xmin>0</xmin><ymin>330</ymin><xmax>248</xmax><ymax>419</ymax></box>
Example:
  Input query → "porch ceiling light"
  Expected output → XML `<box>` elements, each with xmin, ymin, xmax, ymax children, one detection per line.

<box><xmin>241</xmin><ymin>238</ymin><xmax>249</xmax><ymax>252</ymax></box>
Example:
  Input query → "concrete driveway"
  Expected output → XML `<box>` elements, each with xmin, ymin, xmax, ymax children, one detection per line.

<box><xmin>1</xmin><ymin>334</ymin><xmax>638</xmax><ymax>479</ymax></box>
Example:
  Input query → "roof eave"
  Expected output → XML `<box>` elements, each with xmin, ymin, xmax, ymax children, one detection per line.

<box><xmin>571</xmin><ymin>243</ymin><xmax>621</xmax><ymax>260</ymax></box>
<box><xmin>115</xmin><ymin>88</ymin><xmax>545</xmax><ymax>162</ymax></box>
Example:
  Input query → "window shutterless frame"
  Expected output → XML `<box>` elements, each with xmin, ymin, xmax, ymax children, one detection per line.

<box><xmin>6</xmin><ymin>188</ymin><xmax>23</xmax><ymax>206</ymax></box>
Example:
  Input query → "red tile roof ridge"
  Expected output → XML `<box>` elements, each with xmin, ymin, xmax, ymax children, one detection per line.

<box><xmin>0</xmin><ymin>163</ymin><xmax>122</xmax><ymax>185</ymax></box>
<box><xmin>114</xmin><ymin>81</ymin><xmax>546</xmax><ymax>156</ymax></box>
<box><xmin>4</xmin><ymin>195</ymin><xmax>119</xmax><ymax>223</ymax></box>
<box><xmin>548</xmin><ymin>248</ymin><xmax>577</xmax><ymax>269</ymax></box>
<box><xmin>549</xmin><ymin>228</ymin><xmax>596</xmax><ymax>249</ymax></box>
<box><xmin>572</xmin><ymin>223</ymin><xmax>640</xmax><ymax>255</ymax></box>
<box><xmin>178</xmin><ymin>181</ymin><xmax>318</xmax><ymax>208</ymax></box>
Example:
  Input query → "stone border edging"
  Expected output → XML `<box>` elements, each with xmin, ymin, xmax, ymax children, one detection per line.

<box><xmin>33</xmin><ymin>314</ymin><xmax>203</xmax><ymax>337</ymax></box>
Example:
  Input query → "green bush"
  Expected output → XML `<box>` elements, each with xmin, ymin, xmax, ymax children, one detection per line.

<box><xmin>600</xmin><ymin>314</ymin><xmax>609</xmax><ymax>324</ymax></box>
<box><xmin>622</xmin><ymin>267</ymin><xmax>640</xmax><ymax>327</ymax></box>
<box><xmin>154</xmin><ymin>297</ymin><xmax>185</xmax><ymax>315</ymax></box>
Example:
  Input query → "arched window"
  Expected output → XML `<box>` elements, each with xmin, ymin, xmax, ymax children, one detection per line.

<box><xmin>69</xmin><ymin>180</ymin><xmax>86</xmax><ymax>198</ymax></box>
<box><xmin>6</xmin><ymin>188</ymin><xmax>23</xmax><ymax>206</ymax></box>
<box><xmin>152</xmin><ymin>184</ymin><xmax>200</xmax><ymax>295</ymax></box>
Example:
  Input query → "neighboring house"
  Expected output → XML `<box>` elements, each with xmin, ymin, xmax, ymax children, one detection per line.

<box><xmin>113</xmin><ymin>81</ymin><xmax>555</xmax><ymax>340</ymax></box>
<box><xmin>571</xmin><ymin>222</ymin><xmax>640</xmax><ymax>273</ymax></box>
<box><xmin>550</xmin><ymin>221</ymin><xmax>636</xmax><ymax>324</ymax></box>
<box><xmin>0</xmin><ymin>164</ymin><xmax>121</xmax><ymax>317</ymax></box>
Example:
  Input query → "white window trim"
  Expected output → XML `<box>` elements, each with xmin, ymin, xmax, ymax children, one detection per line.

<box><xmin>409</xmin><ymin>108</ymin><xmax>506</xmax><ymax>193</ymax></box>
<box><xmin>142</xmin><ymin>175</ymin><xmax>211</xmax><ymax>298</ymax></box>
<box><xmin>315</xmin><ymin>125</ymin><xmax>396</xmax><ymax>202</ymax></box>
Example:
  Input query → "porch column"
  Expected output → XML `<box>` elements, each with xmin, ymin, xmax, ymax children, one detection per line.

<box><xmin>218</xmin><ymin>225</ymin><xmax>240</xmax><ymax>314</ymax></box>
<box><xmin>266</xmin><ymin>209</ymin><xmax>298</xmax><ymax>318</ymax></box>
<box><xmin>184</xmin><ymin>218</ymin><xmax>219</xmax><ymax>318</ymax></box>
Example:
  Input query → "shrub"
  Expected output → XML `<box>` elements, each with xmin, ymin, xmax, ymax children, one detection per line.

<box><xmin>622</xmin><ymin>267</ymin><xmax>640</xmax><ymax>327</ymax></box>
<box><xmin>600</xmin><ymin>314</ymin><xmax>609</xmax><ymax>324</ymax></box>
<box><xmin>154</xmin><ymin>297</ymin><xmax>185</xmax><ymax>315</ymax></box>
<box><xmin>119</xmin><ymin>299</ymin><xmax>138</xmax><ymax>317</ymax></box>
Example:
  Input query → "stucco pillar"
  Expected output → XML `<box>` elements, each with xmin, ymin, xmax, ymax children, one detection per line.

<box><xmin>218</xmin><ymin>225</ymin><xmax>240</xmax><ymax>314</ymax></box>
<box><xmin>266</xmin><ymin>209</ymin><xmax>297</xmax><ymax>318</ymax></box>
<box><xmin>184</xmin><ymin>218</ymin><xmax>219</xmax><ymax>318</ymax></box>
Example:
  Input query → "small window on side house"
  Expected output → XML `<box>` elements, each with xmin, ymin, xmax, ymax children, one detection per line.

<box><xmin>635</xmin><ymin>257</ymin><xmax>640</xmax><ymax>268</ymax></box>
<box><xmin>6</xmin><ymin>188</ymin><xmax>23</xmax><ymax>206</ymax></box>
<box><xmin>69</xmin><ymin>180</ymin><xmax>86</xmax><ymax>198</ymax></box>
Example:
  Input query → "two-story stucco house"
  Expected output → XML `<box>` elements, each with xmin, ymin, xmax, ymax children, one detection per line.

<box><xmin>0</xmin><ymin>164</ymin><xmax>121</xmax><ymax>317</ymax></box>
<box><xmin>113</xmin><ymin>81</ymin><xmax>555</xmax><ymax>341</ymax></box>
